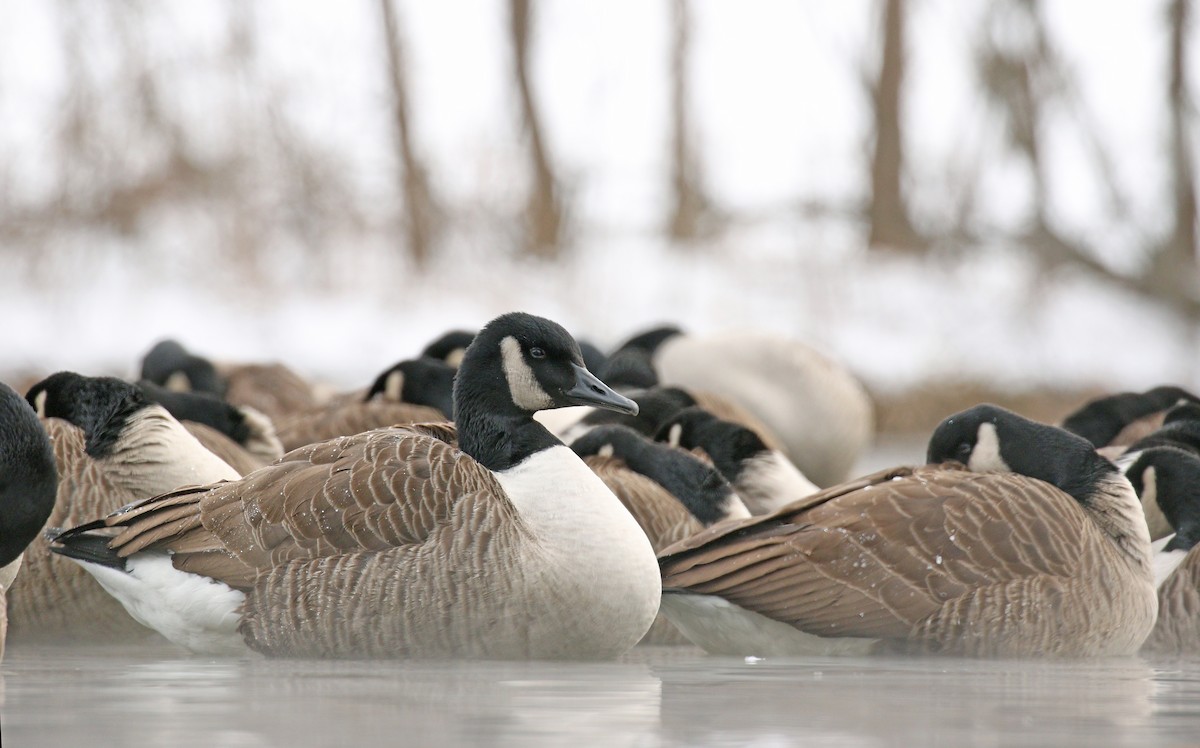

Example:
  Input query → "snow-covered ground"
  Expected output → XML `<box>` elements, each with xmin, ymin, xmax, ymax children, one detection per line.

<box><xmin>1</xmin><ymin>1</ymin><xmax>1196</xmax><ymax>394</ymax></box>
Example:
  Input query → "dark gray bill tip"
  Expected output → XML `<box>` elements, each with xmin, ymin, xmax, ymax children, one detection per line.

<box><xmin>566</xmin><ymin>363</ymin><xmax>639</xmax><ymax>416</ymax></box>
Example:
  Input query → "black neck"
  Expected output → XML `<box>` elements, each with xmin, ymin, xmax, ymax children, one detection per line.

<box><xmin>0</xmin><ymin>391</ymin><xmax>58</xmax><ymax>567</ymax></box>
<box><xmin>455</xmin><ymin>409</ymin><xmax>560</xmax><ymax>472</ymax></box>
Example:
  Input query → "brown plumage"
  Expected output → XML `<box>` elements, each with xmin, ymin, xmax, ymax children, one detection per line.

<box><xmin>218</xmin><ymin>363</ymin><xmax>320</xmax><ymax>422</ymax></box>
<box><xmin>658</xmin><ymin>464</ymin><xmax>1156</xmax><ymax>658</ymax></box>
<box><xmin>6</xmin><ymin>420</ymin><xmax>164</xmax><ymax>643</ymax></box>
<box><xmin>272</xmin><ymin>401</ymin><xmax>447</xmax><ymax>452</ymax></box>
<box><xmin>1142</xmin><ymin>546</ymin><xmax>1200</xmax><ymax>655</ymax></box>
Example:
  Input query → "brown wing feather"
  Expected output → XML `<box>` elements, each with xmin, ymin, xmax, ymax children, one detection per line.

<box><xmin>274</xmin><ymin>401</ymin><xmax>447</xmax><ymax>451</ymax></box>
<box><xmin>94</xmin><ymin>427</ymin><xmax>514</xmax><ymax>591</ymax></box>
<box><xmin>584</xmin><ymin>455</ymin><xmax>702</xmax><ymax>552</ymax></box>
<box><xmin>220</xmin><ymin>363</ymin><xmax>318</xmax><ymax>422</ymax></box>
<box><xmin>660</xmin><ymin>464</ymin><xmax>1092</xmax><ymax>644</ymax></box>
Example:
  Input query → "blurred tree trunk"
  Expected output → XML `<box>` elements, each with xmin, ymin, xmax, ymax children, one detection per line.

<box><xmin>509</xmin><ymin>0</ymin><xmax>564</xmax><ymax>259</ymax></box>
<box><xmin>379</xmin><ymin>0</ymin><xmax>440</xmax><ymax>269</ymax></box>
<box><xmin>1146</xmin><ymin>0</ymin><xmax>1198</xmax><ymax>297</ymax></box>
<box><xmin>667</xmin><ymin>0</ymin><xmax>712</xmax><ymax>241</ymax></box>
<box><xmin>867</xmin><ymin>0</ymin><xmax>925</xmax><ymax>252</ymax></box>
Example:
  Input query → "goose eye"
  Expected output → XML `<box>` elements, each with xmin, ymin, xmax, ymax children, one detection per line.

<box><xmin>529</xmin><ymin>347</ymin><xmax>546</xmax><ymax>359</ymax></box>
<box><xmin>955</xmin><ymin>442</ymin><xmax>973</xmax><ymax>460</ymax></box>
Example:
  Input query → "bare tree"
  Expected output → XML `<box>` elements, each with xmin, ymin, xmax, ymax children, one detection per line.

<box><xmin>666</xmin><ymin>0</ymin><xmax>712</xmax><ymax>241</ymax></box>
<box><xmin>977</xmin><ymin>0</ymin><xmax>1200</xmax><ymax>320</ymax></box>
<box><xmin>867</xmin><ymin>0</ymin><xmax>925</xmax><ymax>251</ymax></box>
<box><xmin>379</xmin><ymin>0</ymin><xmax>441</xmax><ymax>269</ymax></box>
<box><xmin>509</xmin><ymin>0</ymin><xmax>564</xmax><ymax>258</ymax></box>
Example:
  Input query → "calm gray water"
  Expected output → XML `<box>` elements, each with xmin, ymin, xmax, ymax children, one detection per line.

<box><xmin>6</xmin><ymin>440</ymin><xmax>1197</xmax><ymax>747</ymax></box>
<box><xmin>4</xmin><ymin>642</ymin><xmax>1200</xmax><ymax>747</ymax></box>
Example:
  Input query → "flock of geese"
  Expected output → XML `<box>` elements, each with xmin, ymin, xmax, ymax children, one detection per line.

<box><xmin>0</xmin><ymin>311</ymin><xmax>1198</xmax><ymax>661</ymax></box>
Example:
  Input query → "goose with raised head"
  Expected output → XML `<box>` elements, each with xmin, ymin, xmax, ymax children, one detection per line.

<box><xmin>656</xmin><ymin>406</ymin><xmax>818</xmax><ymax>515</ymax></box>
<box><xmin>611</xmin><ymin>325</ymin><xmax>873</xmax><ymax>487</ymax></box>
<box><xmin>571</xmin><ymin>424</ymin><xmax>748</xmax><ymax>646</ymax></box>
<box><xmin>656</xmin><ymin>404</ymin><xmax>1156</xmax><ymax>658</ymax></box>
<box><xmin>51</xmin><ymin>313</ymin><xmax>661</xmax><ymax>660</ymax></box>
<box><xmin>10</xmin><ymin>373</ymin><xmax>241</xmax><ymax>644</ymax></box>
<box><xmin>138</xmin><ymin>380</ymin><xmax>283</xmax><ymax>474</ymax></box>
<box><xmin>0</xmin><ymin>382</ymin><xmax>58</xmax><ymax>660</ymax></box>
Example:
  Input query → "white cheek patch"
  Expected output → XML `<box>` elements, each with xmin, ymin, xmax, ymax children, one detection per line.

<box><xmin>446</xmin><ymin>349</ymin><xmax>466</xmax><ymax>368</ymax></box>
<box><xmin>968</xmin><ymin>422</ymin><xmax>1011</xmax><ymax>473</ymax></box>
<box><xmin>384</xmin><ymin>371</ymin><xmax>404</xmax><ymax>402</ymax></box>
<box><xmin>33</xmin><ymin>390</ymin><xmax>47</xmax><ymax>417</ymax></box>
<box><xmin>667</xmin><ymin>424</ymin><xmax>683</xmax><ymax>448</ymax></box>
<box><xmin>598</xmin><ymin>443</ymin><xmax>615</xmax><ymax>458</ymax></box>
<box><xmin>500</xmin><ymin>336</ymin><xmax>554</xmax><ymax>411</ymax></box>
<box><xmin>165</xmin><ymin>371</ymin><xmax>192</xmax><ymax>392</ymax></box>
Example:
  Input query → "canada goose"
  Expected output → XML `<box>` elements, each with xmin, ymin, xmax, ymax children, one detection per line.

<box><xmin>51</xmin><ymin>312</ymin><xmax>661</xmax><ymax>660</ymax></box>
<box><xmin>364</xmin><ymin>357</ymin><xmax>457</xmax><ymax>418</ymax></box>
<box><xmin>270</xmin><ymin>357</ymin><xmax>458</xmax><ymax>451</ymax></box>
<box><xmin>420</xmin><ymin>329</ymin><xmax>477</xmax><ymax>368</ymax></box>
<box><xmin>571</xmin><ymin>424</ymin><xmax>748</xmax><ymax>646</ymax></box>
<box><xmin>0</xmin><ymin>382</ymin><xmax>58</xmax><ymax>660</ymax></box>
<box><xmin>611</xmin><ymin>325</ymin><xmax>874</xmax><ymax>487</ymax></box>
<box><xmin>656</xmin><ymin>404</ymin><xmax>1156</xmax><ymax>658</ymax></box>
<box><xmin>138</xmin><ymin>380</ymin><xmax>284</xmax><ymax>473</ymax></box>
<box><xmin>1121</xmin><ymin>447</ymin><xmax>1200</xmax><ymax>655</ymax></box>
<box><xmin>1121</xmin><ymin>402</ymin><xmax>1200</xmax><ymax>459</ymax></box>
<box><xmin>140</xmin><ymin>340</ymin><xmax>319</xmax><ymax>421</ymax></box>
<box><xmin>655</xmin><ymin>406</ymin><xmax>819</xmax><ymax>515</ymax></box>
<box><xmin>1061</xmin><ymin>385</ymin><xmax>1199</xmax><ymax>452</ymax></box>
<box><xmin>9</xmin><ymin>373</ymin><xmax>242</xmax><ymax>644</ymax></box>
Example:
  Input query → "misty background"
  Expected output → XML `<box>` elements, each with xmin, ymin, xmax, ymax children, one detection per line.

<box><xmin>2</xmin><ymin>0</ymin><xmax>1197</xmax><ymax>434</ymax></box>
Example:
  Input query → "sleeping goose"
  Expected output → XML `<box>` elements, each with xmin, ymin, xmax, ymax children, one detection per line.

<box><xmin>1122</xmin><ymin>447</ymin><xmax>1200</xmax><ymax>655</ymax></box>
<box><xmin>0</xmin><ymin>382</ymin><xmax>58</xmax><ymax>660</ymax></box>
<box><xmin>7</xmin><ymin>373</ymin><xmax>242</xmax><ymax>644</ymax></box>
<box><xmin>140</xmin><ymin>339</ymin><xmax>319</xmax><ymax>422</ymax></box>
<box><xmin>656</xmin><ymin>404</ymin><xmax>1156</xmax><ymax>658</ymax></box>
<box><xmin>138</xmin><ymin>380</ymin><xmax>284</xmax><ymax>474</ymax></box>
<box><xmin>655</xmin><ymin>406</ymin><xmax>819</xmax><ymax>515</ymax></box>
<box><xmin>1060</xmin><ymin>385</ymin><xmax>1199</xmax><ymax>455</ymax></box>
<box><xmin>50</xmin><ymin>312</ymin><xmax>661</xmax><ymax>660</ymax></box>
<box><xmin>270</xmin><ymin>358</ymin><xmax>454</xmax><ymax>451</ymax></box>
<box><xmin>611</xmin><ymin>325</ymin><xmax>873</xmax><ymax>487</ymax></box>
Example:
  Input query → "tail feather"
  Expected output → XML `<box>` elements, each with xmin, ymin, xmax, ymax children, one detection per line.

<box><xmin>49</xmin><ymin>525</ymin><xmax>127</xmax><ymax>571</ymax></box>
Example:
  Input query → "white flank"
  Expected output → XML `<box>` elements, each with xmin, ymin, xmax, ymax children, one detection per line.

<box><xmin>968</xmin><ymin>423</ymin><xmax>1011</xmax><ymax>473</ymax></box>
<box><xmin>736</xmin><ymin>450</ymin><xmax>820</xmax><ymax>515</ymax></box>
<box><xmin>533</xmin><ymin>405</ymin><xmax>592</xmax><ymax>442</ymax></box>
<box><xmin>658</xmin><ymin>592</ymin><xmax>878</xmax><ymax>657</ymax></box>
<box><xmin>1153</xmin><ymin>535</ymin><xmax>1190</xmax><ymax>588</ymax></box>
<box><xmin>68</xmin><ymin>554</ymin><xmax>248</xmax><ymax>655</ymax></box>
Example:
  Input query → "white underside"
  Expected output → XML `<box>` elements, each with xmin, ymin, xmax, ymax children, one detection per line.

<box><xmin>533</xmin><ymin>406</ymin><xmax>594</xmax><ymax>444</ymax></box>
<box><xmin>658</xmin><ymin>592</ymin><xmax>878</xmax><ymax>657</ymax></box>
<box><xmin>1153</xmin><ymin>535</ymin><xmax>1190</xmax><ymax>588</ymax></box>
<box><xmin>68</xmin><ymin>553</ymin><xmax>248</xmax><ymax>655</ymax></box>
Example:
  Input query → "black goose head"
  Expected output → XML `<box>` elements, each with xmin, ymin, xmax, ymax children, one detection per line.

<box><xmin>1124</xmin><ymin>446</ymin><xmax>1200</xmax><ymax>552</ymax></box>
<box><xmin>26</xmin><ymin>372</ymin><xmax>149</xmax><ymax>459</ymax></box>
<box><xmin>570</xmin><ymin>424</ymin><xmax>738</xmax><ymax>526</ymax></box>
<box><xmin>576</xmin><ymin>385</ymin><xmax>697</xmax><ymax>436</ymax></box>
<box><xmin>599</xmin><ymin>347</ymin><xmax>660</xmax><ymax>390</ymax></box>
<box><xmin>420</xmin><ymin>330</ymin><xmax>477</xmax><ymax>368</ymax></box>
<box><xmin>137</xmin><ymin>380</ymin><xmax>256</xmax><ymax>446</ymax></box>
<box><xmin>453</xmin><ymin>313</ymin><xmax>637</xmax><ymax>470</ymax></box>
<box><xmin>139</xmin><ymin>339</ymin><xmax>225</xmax><ymax>397</ymax></box>
<box><xmin>364</xmin><ymin>357</ymin><xmax>457</xmax><ymax>418</ymax></box>
<box><xmin>1125</xmin><ymin>401</ymin><xmax>1200</xmax><ymax>458</ymax></box>
<box><xmin>0</xmin><ymin>381</ymin><xmax>58</xmax><ymax>568</ymax></box>
<box><xmin>928</xmin><ymin>404</ymin><xmax>1116</xmax><ymax>508</ymax></box>
<box><xmin>1061</xmin><ymin>385</ymin><xmax>1199</xmax><ymax>447</ymax></box>
<box><xmin>655</xmin><ymin>406</ymin><xmax>767</xmax><ymax>484</ymax></box>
